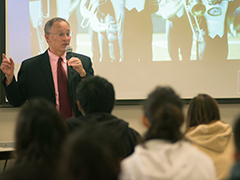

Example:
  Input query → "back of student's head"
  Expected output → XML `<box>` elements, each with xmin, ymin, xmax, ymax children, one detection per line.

<box><xmin>186</xmin><ymin>94</ymin><xmax>220</xmax><ymax>129</ymax></box>
<box><xmin>76</xmin><ymin>75</ymin><xmax>115</xmax><ymax>114</ymax></box>
<box><xmin>142</xmin><ymin>86</ymin><xmax>184</xmax><ymax>143</ymax></box>
<box><xmin>59</xmin><ymin>124</ymin><xmax>121</xmax><ymax>180</ymax></box>
<box><xmin>15</xmin><ymin>98</ymin><xmax>67</xmax><ymax>164</ymax></box>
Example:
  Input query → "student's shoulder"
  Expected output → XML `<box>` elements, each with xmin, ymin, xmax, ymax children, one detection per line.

<box><xmin>65</xmin><ymin>117</ymin><xmax>87</xmax><ymax>133</ymax></box>
<box><xmin>66</xmin><ymin>116</ymin><xmax>86</xmax><ymax>125</ymax></box>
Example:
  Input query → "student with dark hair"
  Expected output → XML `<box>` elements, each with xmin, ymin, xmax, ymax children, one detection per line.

<box><xmin>0</xmin><ymin>98</ymin><xmax>67</xmax><ymax>180</ymax></box>
<box><xmin>75</xmin><ymin>75</ymin><xmax>115</xmax><ymax>114</ymax></box>
<box><xmin>66</xmin><ymin>75</ymin><xmax>140</xmax><ymax>159</ymax></box>
<box><xmin>120</xmin><ymin>87</ymin><xmax>216</xmax><ymax>180</ymax></box>
<box><xmin>59</xmin><ymin>124</ymin><xmax>121</xmax><ymax>180</ymax></box>
<box><xmin>185</xmin><ymin>94</ymin><xmax>234</xmax><ymax>180</ymax></box>
<box><xmin>230</xmin><ymin>114</ymin><xmax>240</xmax><ymax>180</ymax></box>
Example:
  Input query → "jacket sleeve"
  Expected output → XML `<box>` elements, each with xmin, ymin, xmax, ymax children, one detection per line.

<box><xmin>75</xmin><ymin>53</ymin><xmax>94</xmax><ymax>77</ymax></box>
<box><xmin>83</xmin><ymin>56</ymin><xmax>94</xmax><ymax>77</ymax></box>
<box><xmin>2</xmin><ymin>64</ymin><xmax>27</xmax><ymax>107</ymax></box>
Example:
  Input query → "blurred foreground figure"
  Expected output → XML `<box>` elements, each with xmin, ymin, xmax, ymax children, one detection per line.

<box><xmin>230</xmin><ymin>114</ymin><xmax>240</xmax><ymax>180</ymax></box>
<box><xmin>0</xmin><ymin>98</ymin><xmax>67</xmax><ymax>180</ymax></box>
<box><xmin>59</xmin><ymin>124</ymin><xmax>121</xmax><ymax>180</ymax></box>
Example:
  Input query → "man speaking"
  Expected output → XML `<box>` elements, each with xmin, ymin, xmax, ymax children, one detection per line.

<box><xmin>1</xmin><ymin>17</ymin><xmax>94</xmax><ymax>120</ymax></box>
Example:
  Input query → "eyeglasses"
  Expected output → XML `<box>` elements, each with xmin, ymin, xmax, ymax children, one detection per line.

<box><xmin>48</xmin><ymin>32</ymin><xmax>73</xmax><ymax>37</ymax></box>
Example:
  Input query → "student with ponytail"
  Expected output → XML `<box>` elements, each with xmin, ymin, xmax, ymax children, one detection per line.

<box><xmin>120</xmin><ymin>86</ymin><xmax>217</xmax><ymax>180</ymax></box>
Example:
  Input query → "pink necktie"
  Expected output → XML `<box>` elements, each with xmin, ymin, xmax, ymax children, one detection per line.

<box><xmin>57</xmin><ymin>57</ymin><xmax>72</xmax><ymax>120</ymax></box>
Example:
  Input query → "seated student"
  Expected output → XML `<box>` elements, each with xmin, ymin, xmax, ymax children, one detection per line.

<box><xmin>230</xmin><ymin>114</ymin><xmax>240</xmax><ymax>180</ymax></box>
<box><xmin>58</xmin><ymin>124</ymin><xmax>121</xmax><ymax>180</ymax></box>
<box><xmin>66</xmin><ymin>75</ymin><xmax>140</xmax><ymax>159</ymax></box>
<box><xmin>0</xmin><ymin>98</ymin><xmax>67</xmax><ymax>180</ymax></box>
<box><xmin>120</xmin><ymin>87</ymin><xmax>217</xmax><ymax>180</ymax></box>
<box><xmin>185</xmin><ymin>94</ymin><xmax>234</xmax><ymax>180</ymax></box>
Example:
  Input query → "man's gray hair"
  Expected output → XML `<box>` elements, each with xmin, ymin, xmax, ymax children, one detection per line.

<box><xmin>44</xmin><ymin>17</ymin><xmax>70</xmax><ymax>34</ymax></box>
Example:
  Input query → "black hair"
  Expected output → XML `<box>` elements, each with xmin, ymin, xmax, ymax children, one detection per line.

<box><xmin>141</xmin><ymin>86</ymin><xmax>184</xmax><ymax>143</ymax></box>
<box><xmin>15</xmin><ymin>98</ymin><xmax>67</xmax><ymax>165</ymax></box>
<box><xmin>76</xmin><ymin>76</ymin><xmax>115</xmax><ymax>114</ymax></box>
<box><xmin>59</xmin><ymin>124</ymin><xmax>120</xmax><ymax>180</ymax></box>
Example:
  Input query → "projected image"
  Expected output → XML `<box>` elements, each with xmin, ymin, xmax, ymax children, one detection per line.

<box><xmin>29</xmin><ymin>0</ymin><xmax>240</xmax><ymax>62</ymax></box>
<box><xmin>154</xmin><ymin>0</ymin><xmax>240</xmax><ymax>61</ymax></box>
<box><xmin>80</xmin><ymin>0</ymin><xmax>121</xmax><ymax>62</ymax></box>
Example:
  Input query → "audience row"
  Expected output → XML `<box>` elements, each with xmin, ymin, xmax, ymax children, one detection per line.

<box><xmin>0</xmin><ymin>75</ymin><xmax>239</xmax><ymax>180</ymax></box>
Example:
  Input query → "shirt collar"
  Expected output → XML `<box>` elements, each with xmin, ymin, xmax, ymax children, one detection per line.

<box><xmin>48</xmin><ymin>49</ymin><xmax>67</xmax><ymax>64</ymax></box>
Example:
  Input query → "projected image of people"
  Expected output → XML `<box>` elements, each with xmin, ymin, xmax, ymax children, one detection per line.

<box><xmin>80</xmin><ymin>0</ymin><xmax>159</xmax><ymax>63</ymax></box>
<box><xmin>156</xmin><ymin>0</ymin><xmax>240</xmax><ymax>61</ymax></box>
<box><xmin>91</xmin><ymin>0</ymin><xmax>240</xmax><ymax>62</ymax></box>
<box><xmin>159</xmin><ymin>2</ymin><xmax>193</xmax><ymax>61</ymax></box>
<box><xmin>122</xmin><ymin>0</ymin><xmax>159</xmax><ymax>62</ymax></box>
<box><xmin>196</xmin><ymin>0</ymin><xmax>240</xmax><ymax>61</ymax></box>
<box><xmin>227</xmin><ymin>7</ymin><xmax>240</xmax><ymax>37</ymax></box>
<box><xmin>80</xmin><ymin>0</ymin><xmax>121</xmax><ymax>62</ymax></box>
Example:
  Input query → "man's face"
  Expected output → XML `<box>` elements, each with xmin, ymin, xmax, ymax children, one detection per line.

<box><xmin>45</xmin><ymin>21</ymin><xmax>71</xmax><ymax>56</ymax></box>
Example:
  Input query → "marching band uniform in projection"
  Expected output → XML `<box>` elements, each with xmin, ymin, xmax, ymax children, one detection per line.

<box><xmin>122</xmin><ymin>0</ymin><xmax>159</xmax><ymax>62</ymax></box>
<box><xmin>166</xmin><ymin>6</ymin><xmax>193</xmax><ymax>61</ymax></box>
<box><xmin>80</xmin><ymin>0</ymin><xmax>159</xmax><ymax>62</ymax></box>
<box><xmin>80</xmin><ymin>0</ymin><xmax>120</xmax><ymax>62</ymax></box>
<box><xmin>198</xmin><ymin>0</ymin><xmax>240</xmax><ymax>61</ymax></box>
<box><xmin>97</xmin><ymin>0</ymin><xmax>121</xmax><ymax>62</ymax></box>
<box><xmin>227</xmin><ymin>7</ymin><xmax>240</xmax><ymax>37</ymax></box>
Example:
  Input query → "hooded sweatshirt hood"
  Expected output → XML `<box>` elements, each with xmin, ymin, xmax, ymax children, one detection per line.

<box><xmin>186</xmin><ymin>121</ymin><xmax>232</xmax><ymax>152</ymax></box>
<box><xmin>185</xmin><ymin>121</ymin><xmax>234</xmax><ymax>180</ymax></box>
<box><xmin>120</xmin><ymin>140</ymin><xmax>216</xmax><ymax>180</ymax></box>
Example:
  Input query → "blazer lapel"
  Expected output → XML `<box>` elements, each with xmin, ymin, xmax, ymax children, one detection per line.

<box><xmin>38</xmin><ymin>51</ymin><xmax>55</xmax><ymax>95</ymax></box>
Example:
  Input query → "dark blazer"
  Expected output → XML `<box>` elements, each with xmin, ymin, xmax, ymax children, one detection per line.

<box><xmin>2</xmin><ymin>50</ymin><xmax>94</xmax><ymax>117</ymax></box>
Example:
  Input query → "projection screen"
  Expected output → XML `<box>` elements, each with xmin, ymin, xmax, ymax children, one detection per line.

<box><xmin>5</xmin><ymin>0</ymin><xmax>240</xmax><ymax>100</ymax></box>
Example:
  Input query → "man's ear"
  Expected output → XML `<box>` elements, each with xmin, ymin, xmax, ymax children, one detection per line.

<box><xmin>141</xmin><ymin>115</ymin><xmax>150</xmax><ymax>128</ymax></box>
<box><xmin>77</xmin><ymin>100</ymin><xmax>84</xmax><ymax>115</ymax></box>
<box><xmin>45</xmin><ymin>34</ymin><xmax>49</xmax><ymax>43</ymax></box>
